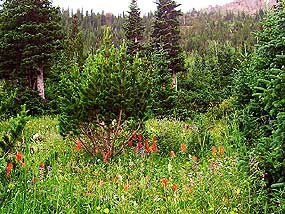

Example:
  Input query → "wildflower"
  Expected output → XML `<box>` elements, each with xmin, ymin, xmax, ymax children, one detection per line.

<box><xmin>123</xmin><ymin>183</ymin><xmax>129</xmax><ymax>191</ymax></box>
<box><xmin>6</xmin><ymin>162</ymin><xmax>13</xmax><ymax>177</ymax></box>
<box><xmin>75</xmin><ymin>141</ymin><xmax>82</xmax><ymax>151</ymax></box>
<box><xmin>21</xmin><ymin>162</ymin><xmax>26</xmax><ymax>167</ymax></box>
<box><xmin>170</xmin><ymin>150</ymin><xmax>176</xmax><ymax>157</ymax></box>
<box><xmin>39</xmin><ymin>163</ymin><xmax>45</xmax><ymax>181</ymax></box>
<box><xmin>96</xmin><ymin>206</ymin><xmax>101</xmax><ymax>211</ymax></box>
<box><xmin>153</xmin><ymin>136</ymin><xmax>157</xmax><ymax>141</ymax></box>
<box><xmin>172</xmin><ymin>184</ymin><xmax>178</xmax><ymax>191</ymax></box>
<box><xmin>137</xmin><ymin>143</ymin><xmax>143</xmax><ymax>150</ymax></box>
<box><xmin>16</xmin><ymin>152</ymin><xmax>23</xmax><ymax>161</ymax></box>
<box><xmin>145</xmin><ymin>139</ymin><xmax>151</xmax><ymax>153</ymax></box>
<box><xmin>192</xmin><ymin>156</ymin><xmax>198</xmax><ymax>162</ymax></box>
<box><xmin>180</xmin><ymin>144</ymin><xmax>187</xmax><ymax>152</ymax></box>
<box><xmin>151</xmin><ymin>141</ymin><xmax>158</xmax><ymax>152</ymax></box>
<box><xmin>137</xmin><ymin>134</ymin><xmax>143</xmax><ymax>142</ymax></box>
<box><xmin>211</xmin><ymin>146</ymin><xmax>217</xmax><ymax>154</ymax></box>
<box><xmin>161</xmin><ymin>178</ymin><xmax>168</xmax><ymax>187</ymax></box>
<box><xmin>103</xmin><ymin>208</ymin><xmax>110</xmax><ymax>214</ymax></box>
<box><xmin>127</xmin><ymin>140</ymin><xmax>133</xmax><ymax>147</ymax></box>
<box><xmin>32</xmin><ymin>177</ymin><xmax>37</xmax><ymax>183</ymax></box>
<box><xmin>218</xmin><ymin>146</ymin><xmax>225</xmax><ymax>154</ymax></box>
<box><xmin>94</xmin><ymin>147</ymin><xmax>100</xmax><ymax>154</ymax></box>
<box><xmin>39</xmin><ymin>162</ymin><xmax>45</xmax><ymax>169</ymax></box>
<box><xmin>132</xmin><ymin>134</ymin><xmax>137</xmax><ymax>141</ymax></box>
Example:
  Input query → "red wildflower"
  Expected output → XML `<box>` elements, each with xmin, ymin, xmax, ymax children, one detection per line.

<box><xmin>39</xmin><ymin>162</ymin><xmax>45</xmax><ymax>169</ymax></box>
<box><xmin>170</xmin><ymin>150</ymin><xmax>176</xmax><ymax>157</ymax></box>
<box><xmin>127</xmin><ymin>140</ymin><xmax>133</xmax><ymax>147</ymax></box>
<box><xmin>161</xmin><ymin>178</ymin><xmax>168</xmax><ymax>187</ymax></box>
<box><xmin>6</xmin><ymin>162</ymin><xmax>13</xmax><ymax>177</ymax></box>
<box><xmin>137</xmin><ymin>143</ymin><xmax>143</xmax><ymax>150</ymax></box>
<box><xmin>151</xmin><ymin>141</ymin><xmax>158</xmax><ymax>152</ymax></box>
<box><xmin>137</xmin><ymin>134</ymin><xmax>143</xmax><ymax>142</ymax></box>
<box><xmin>145</xmin><ymin>139</ymin><xmax>151</xmax><ymax>153</ymax></box>
<box><xmin>94</xmin><ymin>147</ymin><xmax>100</xmax><ymax>154</ymax></box>
<box><xmin>153</xmin><ymin>136</ymin><xmax>157</xmax><ymax>141</ymax></box>
<box><xmin>16</xmin><ymin>152</ymin><xmax>23</xmax><ymax>161</ymax></box>
<box><xmin>75</xmin><ymin>141</ymin><xmax>82</xmax><ymax>151</ymax></box>
<box><xmin>172</xmin><ymin>184</ymin><xmax>178</xmax><ymax>191</ymax></box>
<box><xmin>132</xmin><ymin>134</ymin><xmax>137</xmax><ymax>141</ymax></box>
<box><xmin>32</xmin><ymin>177</ymin><xmax>37</xmax><ymax>183</ymax></box>
<box><xmin>180</xmin><ymin>144</ymin><xmax>187</xmax><ymax>152</ymax></box>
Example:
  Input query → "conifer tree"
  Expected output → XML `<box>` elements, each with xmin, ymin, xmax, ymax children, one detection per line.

<box><xmin>124</xmin><ymin>0</ymin><xmax>144</xmax><ymax>55</ymax></box>
<box><xmin>151</xmin><ymin>0</ymin><xmax>184</xmax><ymax>89</ymax></box>
<box><xmin>0</xmin><ymin>0</ymin><xmax>63</xmax><ymax>99</ymax></box>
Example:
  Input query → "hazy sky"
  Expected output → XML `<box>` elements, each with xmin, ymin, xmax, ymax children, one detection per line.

<box><xmin>52</xmin><ymin>0</ymin><xmax>233</xmax><ymax>14</ymax></box>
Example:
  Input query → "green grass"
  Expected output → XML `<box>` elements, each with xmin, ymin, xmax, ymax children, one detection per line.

<box><xmin>0</xmin><ymin>116</ymin><xmax>283</xmax><ymax>213</ymax></box>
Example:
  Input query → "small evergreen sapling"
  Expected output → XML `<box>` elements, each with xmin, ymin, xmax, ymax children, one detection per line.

<box><xmin>59</xmin><ymin>29</ymin><xmax>151</xmax><ymax>160</ymax></box>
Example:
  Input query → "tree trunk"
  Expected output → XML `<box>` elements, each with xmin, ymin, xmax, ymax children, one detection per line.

<box><xmin>172</xmin><ymin>72</ymin><xmax>177</xmax><ymax>91</ymax></box>
<box><xmin>37</xmin><ymin>65</ymin><xmax>45</xmax><ymax>99</ymax></box>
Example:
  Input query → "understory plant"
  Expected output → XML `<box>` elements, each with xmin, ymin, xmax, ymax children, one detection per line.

<box><xmin>59</xmin><ymin>29</ymin><xmax>152</xmax><ymax>160</ymax></box>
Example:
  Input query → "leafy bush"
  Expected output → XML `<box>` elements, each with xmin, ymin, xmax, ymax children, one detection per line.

<box><xmin>59</xmin><ymin>29</ymin><xmax>152</xmax><ymax>160</ymax></box>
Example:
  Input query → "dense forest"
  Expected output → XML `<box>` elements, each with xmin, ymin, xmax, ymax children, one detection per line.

<box><xmin>0</xmin><ymin>0</ymin><xmax>284</xmax><ymax>213</ymax></box>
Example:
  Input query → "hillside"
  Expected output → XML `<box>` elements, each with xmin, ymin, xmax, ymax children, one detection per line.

<box><xmin>203</xmin><ymin>0</ymin><xmax>278</xmax><ymax>14</ymax></box>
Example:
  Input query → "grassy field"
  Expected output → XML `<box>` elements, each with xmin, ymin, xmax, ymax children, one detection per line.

<box><xmin>0</xmin><ymin>116</ymin><xmax>283</xmax><ymax>213</ymax></box>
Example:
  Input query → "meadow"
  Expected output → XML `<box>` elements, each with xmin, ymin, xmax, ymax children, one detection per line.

<box><xmin>1</xmin><ymin>113</ymin><xmax>283</xmax><ymax>213</ymax></box>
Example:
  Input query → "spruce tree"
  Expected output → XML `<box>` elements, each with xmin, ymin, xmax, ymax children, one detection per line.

<box><xmin>0</xmin><ymin>0</ymin><xmax>63</xmax><ymax>99</ymax></box>
<box><xmin>124</xmin><ymin>0</ymin><xmax>144</xmax><ymax>55</ymax></box>
<box><xmin>151</xmin><ymin>0</ymin><xmax>184</xmax><ymax>89</ymax></box>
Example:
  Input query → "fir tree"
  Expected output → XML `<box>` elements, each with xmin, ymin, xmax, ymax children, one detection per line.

<box><xmin>124</xmin><ymin>0</ymin><xmax>144</xmax><ymax>55</ymax></box>
<box><xmin>0</xmin><ymin>0</ymin><xmax>63</xmax><ymax>99</ymax></box>
<box><xmin>151</xmin><ymin>0</ymin><xmax>184</xmax><ymax>89</ymax></box>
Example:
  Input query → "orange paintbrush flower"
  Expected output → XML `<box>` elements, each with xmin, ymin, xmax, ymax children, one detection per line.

<box><xmin>137</xmin><ymin>134</ymin><xmax>143</xmax><ymax>142</ymax></box>
<box><xmin>180</xmin><ymin>144</ymin><xmax>187</xmax><ymax>152</ymax></box>
<box><xmin>172</xmin><ymin>184</ymin><xmax>178</xmax><ymax>191</ymax></box>
<box><xmin>192</xmin><ymin>156</ymin><xmax>198</xmax><ymax>162</ymax></box>
<box><xmin>39</xmin><ymin>162</ymin><xmax>45</xmax><ymax>169</ymax></box>
<box><xmin>94</xmin><ymin>147</ymin><xmax>100</xmax><ymax>154</ymax></box>
<box><xmin>75</xmin><ymin>141</ymin><xmax>82</xmax><ymax>151</ymax></box>
<box><xmin>6</xmin><ymin>162</ymin><xmax>13</xmax><ymax>177</ymax></box>
<box><xmin>151</xmin><ymin>141</ymin><xmax>158</xmax><ymax>152</ymax></box>
<box><xmin>16</xmin><ymin>152</ymin><xmax>23</xmax><ymax>161</ymax></box>
<box><xmin>211</xmin><ymin>146</ymin><xmax>217</xmax><ymax>154</ymax></box>
<box><xmin>145</xmin><ymin>139</ymin><xmax>151</xmax><ymax>153</ymax></box>
<box><xmin>123</xmin><ymin>184</ymin><xmax>129</xmax><ymax>191</ymax></box>
<box><xmin>161</xmin><ymin>178</ymin><xmax>168</xmax><ymax>187</ymax></box>
<box><xmin>218</xmin><ymin>146</ymin><xmax>225</xmax><ymax>154</ymax></box>
<box><xmin>127</xmin><ymin>140</ymin><xmax>133</xmax><ymax>147</ymax></box>
<box><xmin>153</xmin><ymin>136</ymin><xmax>157</xmax><ymax>141</ymax></box>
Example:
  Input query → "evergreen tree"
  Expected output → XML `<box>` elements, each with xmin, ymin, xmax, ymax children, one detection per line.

<box><xmin>0</xmin><ymin>0</ymin><xmax>63</xmax><ymax>99</ymax></box>
<box><xmin>124</xmin><ymin>0</ymin><xmax>144</xmax><ymax>55</ymax></box>
<box><xmin>151</xmin><ymin>0</ymin><xmax>184</xmax><ymax>89</ymax></box>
